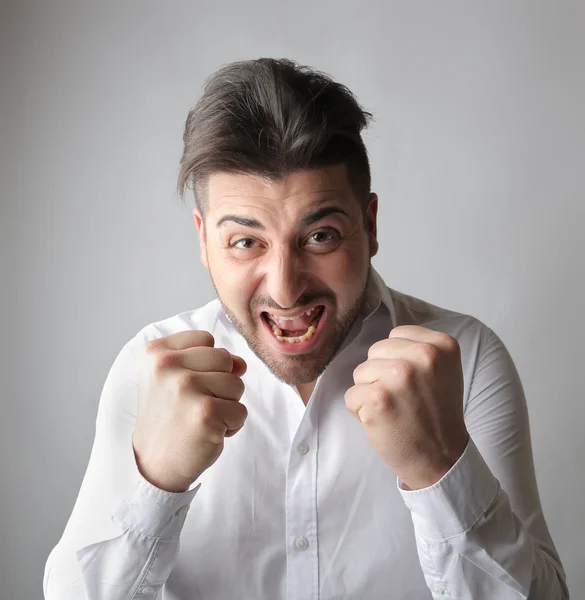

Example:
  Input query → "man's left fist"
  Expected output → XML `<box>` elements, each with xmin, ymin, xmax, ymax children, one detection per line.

<box><xmin>345</xmin><ymin>325</ymin><xmax>469</xmax><ymax>490</ymax></box>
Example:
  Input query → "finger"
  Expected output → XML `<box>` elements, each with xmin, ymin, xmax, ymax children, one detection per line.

<box><xmin>344</xmin><ymin>383</ymin><xmax>368</xmax><ymax>421</ymax></box>
<box><xmin>196</xmin><ymin>372</ymin><xmax>245</xmax><ymax>402</ymax></box>
<box><xmin>224</xmin><ymin>427</ymin><xmax>243</xmax><ymax>438</ymax></box>
<box><xmin>205</xmin><ymin>396</ymin><xmax>248</xmax><ymax>432</ymax></box>
<box><xmin>149</xmin><ymin>330</ymin><xmax>215</xmax><ymax>351</ymax></box>
<box><xmin>389</xmin><ymin>325</ymin><xmax>458</xmax><ymax>354</ymax></box>
<box><xmin>367</xmin><ymin>337</ymin><xmax>415</xmax><ymax>360</ymax></box>
<box><xmin>175</xmin><ymin>347</ymin><xmax>235</xmax><ymax>373</ymax></box>
<box><xmin>230</xmin><ymin>354</ymin><xmax>247</xmax><ymax>377</ymax></box>
<box><xmin>353</xmin><ymin>358</ymin><xmax>393</xmax><ymax>385</ymax></box>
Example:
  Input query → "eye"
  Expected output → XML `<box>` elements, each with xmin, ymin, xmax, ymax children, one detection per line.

<box><xmin>231</xmin><ymin>238</ymin><xmax>256</xmax><ymax>249</ymax></box>
<box><xmin>306</xmin><ymin>230</ymin><xmax>341</xmax><ymax>245</ymax></box>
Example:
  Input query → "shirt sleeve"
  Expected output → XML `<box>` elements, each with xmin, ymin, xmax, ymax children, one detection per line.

<box><xmin>397</xmin><ymin>325</ymin><xmax>569</xmax><ymax>599</ymax></box>
<box><xmin>43</xmin><ymin>332</ymin><xmax>201</xmax><ymax>600</ymax></box>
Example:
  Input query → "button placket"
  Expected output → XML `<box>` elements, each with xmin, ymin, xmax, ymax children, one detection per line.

<box><xmin>286</xmin><ymin>400</ymin><xmax>319</xmax><ymax>600</ymax></box>
<box><xmin>430</xmin><ymin>582</ymin><xmax>446</xmax><ymax>595</ymax></box>
<box><xmin>297</xmin><ymin>441</ymin><xmax>309</xmax><ymax>455</ymax></box>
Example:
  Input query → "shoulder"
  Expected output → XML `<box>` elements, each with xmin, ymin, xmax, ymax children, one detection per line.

<box><xmin>387</xmin><ymin>286</ymin><xmax>495</xmax><ymax>359</ymax></box>
<box><xmin>131</xmin><ymin>298</ymin><xmax>225</xmax><ymax>346</ymax></box>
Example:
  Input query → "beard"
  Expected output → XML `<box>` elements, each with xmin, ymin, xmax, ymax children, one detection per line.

<box><xmin>210</xmin><ymin>264</ymin><xmax>371</xmax><ymax>385</ymax></box>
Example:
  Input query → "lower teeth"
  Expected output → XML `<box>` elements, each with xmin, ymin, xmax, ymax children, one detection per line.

<box><xmin>267</xmin><ymin>313</ymin><xmax>321</xmax><ymax>344</ymax></box>
<box><xmin>275</xmin><ymin>324</ymin><xmax>317</xmax><ymax>344</ymax></box>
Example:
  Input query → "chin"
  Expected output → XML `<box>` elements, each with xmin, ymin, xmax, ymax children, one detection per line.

<box><xmin>245</xmin><ymin>322</ymin><xmax>345</xmax><ymax>385</ymax></box>
<box><xmin>261</xmin><ymin>354</ymin><xmax>331</xmax><ymax>385</ymax></box>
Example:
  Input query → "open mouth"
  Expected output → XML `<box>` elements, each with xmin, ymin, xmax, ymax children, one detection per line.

<box><xmin>261</xmin><ymin>305</ymin><xmax>325</xmax><ymax>344</ymax></box>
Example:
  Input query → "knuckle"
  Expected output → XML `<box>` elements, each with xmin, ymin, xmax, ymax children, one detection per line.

<box><xmin>367</xmin><ymin>340</ymin><xmax>384</xmax><ymax>359</ymax></box>
<box><xmin>369</xmin><ymin>383</ymin><xmax>392</xmax><ymax>411</ymax></box>
<box><xmin>443</xmin><ymin>334</ymin><xmax>460</xmax><ymax>354</ymax></box>
<box><xmin>152</xmin><ymin>351</ymin><xmax>178</xmax><ymax>375</ymax></box>
<box><xmin>196</xmin><ymin>330</ymin><xmax>215</xmax><ymax>347</ymax></box>
<box><xmin>416</xmin><ymin>342</ymin><xmax>440</xmax><ymax>369</ymax></box>
<box><xmin>390</xmin><ymin>359</ymin><xmax>414</xmax><ymax>381</ymax></box>
<box><xmin>175</xmin><ymin>370</ymin><xmax>197</xmax><ymax>394</ymax></box>
<box><xmin>197</xmin><ymin>395</ymin><xmax>218</xmax><ymax>426</ymax></box>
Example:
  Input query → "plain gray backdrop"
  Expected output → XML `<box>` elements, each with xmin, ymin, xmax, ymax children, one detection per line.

<box><xmin>1</xmin><ymin>1</ymin><xmax>583</xmax><ymax>598</ymax></box>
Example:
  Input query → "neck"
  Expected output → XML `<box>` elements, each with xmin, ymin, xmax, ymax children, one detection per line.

<box><xmin>296</xmin><ymin>381</ymin><xmax>317</xmax><ymax>405</ymax></box>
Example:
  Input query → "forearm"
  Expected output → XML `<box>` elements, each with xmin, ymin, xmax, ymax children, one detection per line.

<box><xmin>400</xmin><ymin>439</ymin><xmax>568</xmax><ymax>599</ymax></box>
<box><xmin>44</xmin><ymin>474</ymin><xmax>199</xmax><ymax>600</ymax></box>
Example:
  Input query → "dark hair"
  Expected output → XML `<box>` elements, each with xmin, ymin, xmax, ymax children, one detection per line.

<box><xmin>178</xmin><ymin>58</ymin><xmax>373</xmax><ymax>214</ymax></box>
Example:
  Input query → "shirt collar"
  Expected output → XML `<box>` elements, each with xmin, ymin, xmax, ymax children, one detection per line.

<box><xmin>317</xmin><ymin>266</ymin><xmax>396</xmax><ymax>360</ymax></box>
<box><xmin>361</xmin><ymin>266</ymin><xmax>397</xmax><ymax>330</ymax></box>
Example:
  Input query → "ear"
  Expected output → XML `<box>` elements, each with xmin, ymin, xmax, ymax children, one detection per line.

<box><xmin>365</xmin><ymin>193</ymin><xmax>379</xmax><ymax>257</ymax></box>
<box><xmin>192</xmin><ymin>207</ymin><xmax>209</xmax><ymax>269</ymax></box>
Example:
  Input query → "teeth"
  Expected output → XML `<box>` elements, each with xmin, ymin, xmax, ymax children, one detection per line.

<box><xmin>300</xmin><ymin>325</ymin><xmax>316</xmax><ymax>342</ymax></box>
<box><xmin>268</xmin><ymin>306</ymin><xmax>320</xmax><ymax>321</ymax></box>
<box><xmin>265</xmin><ymin>307</ymin><xmax>323</xmax><ymax>344</ymax></box>
<box><xmin>275</xmin><ymin>324</ymin><xmax>316</xmax><ymax>344</ymax></box>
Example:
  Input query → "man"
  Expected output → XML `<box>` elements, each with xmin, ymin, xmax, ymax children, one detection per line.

<box><xmin>44</xmin><ymin>58</ymin><xmax>568</xmax><ymax>599</ymax></box>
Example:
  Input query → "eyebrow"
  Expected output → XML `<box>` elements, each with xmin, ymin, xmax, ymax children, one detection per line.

<box><xmin>216</xmin><ymin>215</ymin><xmax>265</xmax><ymax>229</ymax></box>
<box><xmin>300</xmin><ymin>206</ymin><xmax>349</xmax><ymax>226</ymax></box>
<box><xmin>216</xmin><ymin>206</ymin><xmax>349</xmax><ymax>230</ymax></box>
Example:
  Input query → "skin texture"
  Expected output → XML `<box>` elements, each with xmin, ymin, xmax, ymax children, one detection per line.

<box><xmin>192</xmin><ymin>164</ymin><xmax>378</xmax><ymax>394</ymax></box>
<box><xmin>133</xmin><ymin>330</ymin><xmax>249</xmax><ymax>493</ymax></box>
<box><xmin>346</xmin><ymin>325</ymin><xmax>469</xmax><ymax>489</ymax></box>
<box><xmin>132</xmin><ymin>164</ymin><xmax>469</xmax><ymax>493</ymax></box>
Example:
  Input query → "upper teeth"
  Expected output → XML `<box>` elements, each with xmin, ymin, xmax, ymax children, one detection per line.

<box><xmin>269</xmin><ymin>308</ymin><xmax>316</xmax><ymax>320</ymax></box>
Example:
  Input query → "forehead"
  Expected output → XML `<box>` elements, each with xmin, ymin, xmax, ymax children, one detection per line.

<box><xmin>206</xmin><ymin>164</ymin><xmax>357</xmax><ymax>218</ymax></box>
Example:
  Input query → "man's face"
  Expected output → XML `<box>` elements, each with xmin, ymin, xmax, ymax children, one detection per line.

<box><xmin>193</xmin><ymin>164</ymin><xmax>378</xmax><ymax>385</ymax></box>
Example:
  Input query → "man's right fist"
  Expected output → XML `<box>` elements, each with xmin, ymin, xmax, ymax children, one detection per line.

<box><xmin>132</xmin><ymin>330</ymin><xmax>248</xmax><ymax>493</ymax></box>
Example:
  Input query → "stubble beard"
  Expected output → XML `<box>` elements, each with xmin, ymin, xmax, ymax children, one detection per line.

<box><xmin>211</xmin><ymin>264</ymin><xmax>371</xmax><ymax>385</ymax></box>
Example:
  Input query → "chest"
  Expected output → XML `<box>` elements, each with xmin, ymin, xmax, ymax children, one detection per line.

<box><xmin>169</xmin><ymin>369</ymin><xmax>431</xmax><ymax>599</ymax></box>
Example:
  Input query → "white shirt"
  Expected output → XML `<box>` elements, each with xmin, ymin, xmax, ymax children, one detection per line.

<box><xmin>43</xmin><ymin>268</ymin><xmax>568</xmax><ymax>599</ymax></box>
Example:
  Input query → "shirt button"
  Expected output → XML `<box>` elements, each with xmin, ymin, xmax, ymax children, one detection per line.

<box><xmin>430</xmin><ymin>582</ymin><xmax>446</xmax><ymax>595</ymax></box>
<box><xmin>296</xmin><ymin>441</ymin><xmax>309</xmax><ymax>455</ymax></box>
<box><xmin>139</xmin><ymin>586</ymin><xmax>155</xmax><ymax>595</ymax></box>
<box><xmin>295</xmin><ymin>536</ymin><xmax>309</xmax><ymax>550</ymax></box>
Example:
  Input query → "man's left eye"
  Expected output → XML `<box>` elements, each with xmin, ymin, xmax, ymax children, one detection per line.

<box><xmin>307</xmin><ymin>231</ymin><xmax>339</xmax><ymax>244</ymax></box>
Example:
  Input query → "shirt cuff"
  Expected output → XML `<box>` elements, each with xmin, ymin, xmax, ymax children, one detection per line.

<box><xmin>112</xmin><ymin>472</ymin><xmax>201</xmax><ymax>541</ymax></box>
<box><xmin>397</xmin><ymin>437</ymin><xmax>500</xmax><ymax>540</ymax></box>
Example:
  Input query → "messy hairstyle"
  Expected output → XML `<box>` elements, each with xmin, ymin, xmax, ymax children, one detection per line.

<box><xmin>178</xmin><ymin>58</ymin><xmax>373</xmax><ymax>214</ymax></box>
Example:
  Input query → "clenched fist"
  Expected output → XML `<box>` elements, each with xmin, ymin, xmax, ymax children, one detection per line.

<box><xmin>132</xmin><ymin>330</ymin><xmax>248</xmax><ymax>493</ymax></box>
<box><xmin>345</xmin><ymin>325</ymin><xmax>469</xmax><ymax>490</ymax></box>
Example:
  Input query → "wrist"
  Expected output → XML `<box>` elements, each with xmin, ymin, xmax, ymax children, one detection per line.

<box><xmin>399</xmin><ymin>435</ymin><xmax>469</xmax><ymax>491</ymax></box>
<box><xmin>399</xmin><ymin>462</ymin><xmax>453</xmax><ymax>491</ymax></box>
<box><xmin>133</xmin><ymin>448</ymin><xmax>195</xmax><ymax>493</ymax></box>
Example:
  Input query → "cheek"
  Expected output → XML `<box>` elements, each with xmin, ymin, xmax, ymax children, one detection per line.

<box><xmin>208</xmin><ymin>252</ymin><xmax>259</xmax><ymax>311</ymax></box>
<box><xmin>319</xmin><ymin>242</ymin><xmax>369</xmax><ymax>287</ymax></box>
<box><xmin>307</xmin><ymin>254</ymin><xmax>367</xmax><ymax>315</ymax></box>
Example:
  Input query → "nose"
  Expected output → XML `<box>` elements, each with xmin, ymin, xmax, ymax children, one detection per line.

<box><xmin>264</xmin><ymin>247</ymin><xmax>309</xmax><ymax>309</ymax></box>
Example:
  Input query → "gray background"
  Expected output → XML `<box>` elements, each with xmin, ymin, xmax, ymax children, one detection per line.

<box><xmin>1</xmin><ymin>1</ymin><xmax>583</xmax><ymax>598</ymax></box>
